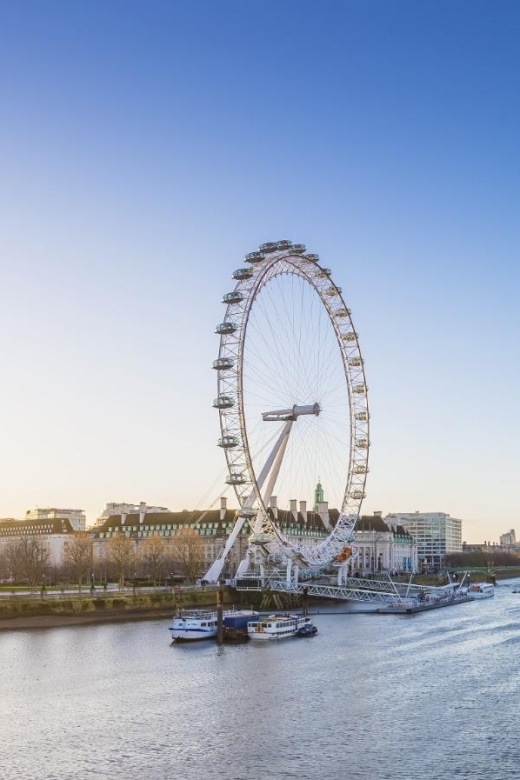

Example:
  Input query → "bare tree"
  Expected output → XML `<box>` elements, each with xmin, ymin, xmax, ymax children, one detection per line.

<box><xmin>4</xmin><ymin>540</ymin><xmax>25</xmax><ymax>583</ymax></box>
<box><xmin>140</xmin><ymin>534</ymin><xmax>166</xmax><ymax>587</ymax></box>
<box><xmin>64</xmin><ymin>533</ymin><xmax>93</xmax><ymax>589</ymax></box>
<box><xmin>106</xmin><ymin>533</ymin><xmax>136</xmax><ymax>589</ymax></box>
<box><xmin>19</xmin><ymin>537</ymin><xmax>50</xmax><ymax>588</ymax></box>
<box><xmin>170</xmin><ymin>527</ymin><xmax>205</xmax><ymax>583</ymax></box>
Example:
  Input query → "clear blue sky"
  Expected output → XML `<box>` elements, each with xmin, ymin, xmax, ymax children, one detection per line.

<box><xmin>1</xmin><ymin>0</ymin><xmax>519</xmax><ymax>541</ymax></box>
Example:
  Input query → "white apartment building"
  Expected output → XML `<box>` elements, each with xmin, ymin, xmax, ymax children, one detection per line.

<box><xmin>385</xmin><ymin>511</ymin><xmax>462</xmax><ymax>569</ymax></box>
<box><xmin>25</xmin><ymin>507</ymin><xmax>86</xmax><ymax>532</ymax></box>
<box><xmin>96</xmin><ymin>502</ymin><xmax>170</xmax><ymax>526</ymax></box>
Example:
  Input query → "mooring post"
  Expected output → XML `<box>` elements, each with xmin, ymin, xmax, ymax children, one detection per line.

<box><xmin>302</xmin><ymin>586</ymin><xmax>309</xmax><ymax>617</ymax></box>
<box><xmin>217</xmin><ymin>579</ymin><xmax>224</xmax><ymax>644</ymax></box>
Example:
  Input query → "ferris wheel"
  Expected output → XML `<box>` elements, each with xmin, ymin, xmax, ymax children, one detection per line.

<box><xmin>205</xmin><ymin>241</ymin><xmax>369</xmax><ymax>582</ymax></box>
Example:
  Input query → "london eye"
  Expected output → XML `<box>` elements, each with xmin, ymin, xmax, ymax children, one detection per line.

<box><xmin>206</xmin><ymin>241</ymin><xmax>369</xmax><ymax>582</ymax></box>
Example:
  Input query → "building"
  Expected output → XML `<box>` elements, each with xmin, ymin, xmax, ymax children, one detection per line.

<box><xmin>500</xmin><ymin>529</ymin><xmax>517</xmax><ymax>548</ymax></box>
<box><xmin>96</xmin><ymin>502</ymin><xmax>170</xmax><ymax>526</ymax></box>
<box><xmin>91</xmin><ymin>497</ymin><xmax>250</xmax><ymax>578</ymax></box>
<box><xmin>0</xmin><ymin>516</ymin><xmax>77</xmax><ymax>575</ymax></box>
<box><xmin>385</xmin><ymin>511</ymin><xmax>462</xmax><ymax>570</ymax></box>
<box><xmin>91</xmin><ymin>495</ymin><xmax>422</xmax><ymax>580</ymax></box>
<box><xmin>26</xmin><ymin>507</ymin><xmax>86</xmax><ymax>532</ymax></box>
<box><xmin>351</xmin><ymin>513</ymin><xmax>417</xmax><ymax>575</ymax></box>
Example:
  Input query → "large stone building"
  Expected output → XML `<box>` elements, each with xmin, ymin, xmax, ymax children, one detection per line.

<box><xmin>0</xmin><ymin>516</ymin><xmax>77</xmax><ymax>576</ymax></box>
<box><xmin>351</xmin><ymin>514</ymin><xmax>417</xmax><ymax>575</ymax></box>
<box><xmin>385</xmin><ymin>511</ymin><xmax>462</xmax><ymax>569</ymax></box>
<box><xmin>90</xmin><ymin>497</ymin><xmax>420</xmax><ymax>579</ymax></box>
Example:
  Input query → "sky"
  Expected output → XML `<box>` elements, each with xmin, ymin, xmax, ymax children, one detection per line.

<box><xmin>1</xmin><ymin>0</ymin><xmax>519</xmax><ymax>541</ymax></box>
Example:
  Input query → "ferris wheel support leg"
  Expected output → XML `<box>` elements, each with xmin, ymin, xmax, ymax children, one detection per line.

<box><xmin>337</xmin><ymin>561</ymin><xmax>351</xmax><ymax>586</ymax></box>
<box><xmin>236</xmin><ymin>557</ymin><xmax>249</xmax><ymax>577</ymax></box>
<box><xmin>204</xmin><ymin>514</ymin><xmax>248</xmax><ymax>583</ymax></box>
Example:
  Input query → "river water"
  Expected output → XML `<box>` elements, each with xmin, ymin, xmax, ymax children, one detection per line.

<box><xmin>1</xmin><ymin>581</ymin><xmax>520</xmax><ymax>780</ymax></box>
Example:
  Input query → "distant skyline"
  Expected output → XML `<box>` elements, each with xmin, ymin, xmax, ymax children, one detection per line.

<box><xmin>1</xmin><ymin>1</ymin><xmax>520</xmax><ymax>541</ymax></box>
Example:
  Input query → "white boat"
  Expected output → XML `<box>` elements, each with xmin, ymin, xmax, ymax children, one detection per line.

<box><xmin>467</xmin><ymin>582</ymin><xmax>495</xmax><ymax>599</ymax></box>
<box><xmin>169</xmin><ymin>609</ymin><xmax>257</xmax><ymax>642</ymax></box>
<box><xmin>247</xmin><ymin>613</ymin><xmax>315</xmax><ymax>640</ymax></box>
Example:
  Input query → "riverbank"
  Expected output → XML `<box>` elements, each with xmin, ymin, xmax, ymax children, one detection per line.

<box><xmin>0</xmin><ymin>587</ymin><xmax>249</xmax><ymax>631</ymax></box>
<box><xmin>0</xmin><ymin>608</ymin><xmax>176</xmax><ymax>631</ymax></box>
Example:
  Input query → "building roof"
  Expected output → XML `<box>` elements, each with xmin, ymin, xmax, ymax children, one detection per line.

<box><xmin>0</xmin><ymin>517</ymin><xmax>75</xmax><ymax>536</ymax></box>
<box><xmin>92</xmin><ymin>507</ymin><xmax>330</xmax><ymax>537</ymax></box>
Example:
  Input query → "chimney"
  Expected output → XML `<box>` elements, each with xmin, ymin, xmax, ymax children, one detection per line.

<box><xmin>290</xmin><ymin>499</ymin><xmax>298</xmax><ymax>521</ymax></box>
<box><xmin>299</xmin><ymin>501</ymin><xmax>307</xmax><ymax>524</ymax></box>
<box><xmin>270</xmin><ymin>496</ymin><xmax>278</xmax><ymax>520</ymax></box>
<box><xmin>318</xmin><ymin>501</ymin><xmax>331</xmax><ymax>531</ymax></box>
<box><xmin>220</xmin><ymin>496</ymin><xmax>227</xmax><ymax>521</ymax></box>
<box><xmin>139</xmin><ymin>502</ymin><xmax>147</xmax><ymax>525</ymax></box>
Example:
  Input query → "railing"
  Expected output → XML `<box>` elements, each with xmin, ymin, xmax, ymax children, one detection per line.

<box><xmin>234</xmin><ymin>575</ymin><xmax>464</xmax><ymax>604</ymax></box>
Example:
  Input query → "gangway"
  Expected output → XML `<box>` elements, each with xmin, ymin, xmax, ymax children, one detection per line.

<box><xmin>234</xmin><ymin>575</ymin><xmax>467</xmax><ymax>607</ymax></box>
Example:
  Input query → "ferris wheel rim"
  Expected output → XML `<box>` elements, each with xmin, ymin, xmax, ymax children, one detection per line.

<box><xmin>213</xmin><ymin>243</ymin><xmax>370</xmax><ymax>568</ymax></box>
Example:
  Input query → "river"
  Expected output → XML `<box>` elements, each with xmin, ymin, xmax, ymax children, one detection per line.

<box><xmin>1</xmin><ymin>581</ymin><xmax>520</xmax><ymax>780</ymax></box>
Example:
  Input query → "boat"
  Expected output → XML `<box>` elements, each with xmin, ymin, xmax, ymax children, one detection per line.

<box><xmin>247</xmin><ymin>613</ymin><xmax>315</xmax><ymax>641</ymax></box>
<box><xmin>169</xmin><ymin>609</ymin><xmax>258</xmax><ymax>642</ymax></box>
<box><xmin>467</xmin><ymin>583</ymin><xmax>495</xmax><ymax>599</ymax></box>
<box><xmin>296</xmin><ymin>623</ymin><xmax>318</xmax><ymax>637</ymax></box>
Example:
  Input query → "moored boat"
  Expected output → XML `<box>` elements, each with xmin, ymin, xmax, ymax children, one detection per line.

<box><xmin>169</xmin><ymin>609</ymin><xmax>258</xmax><ymax>642</ymax></box>
<box><xmin>247</xmin><ymin>614</ymin><xmax>315</xmax><ymax>640</ymax></box>
<box><xmin>296</xmin><ymin>623</ymin><xmax>318</xmax><ymax>637</ymax></box>
<box><xmin>467</xmin><ymin>583</ymin><xmax>495</xmax><ymax>599</ymax></box>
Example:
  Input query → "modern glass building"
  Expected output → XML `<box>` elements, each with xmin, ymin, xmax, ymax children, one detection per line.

<box><xmin>385</xmin><ymin>512</ymin><xmax>462</xmax><ymax>570</ymax></box>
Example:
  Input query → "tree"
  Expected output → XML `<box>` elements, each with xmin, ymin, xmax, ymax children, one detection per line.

<box><xmin>140</xmin><ymin>534</ymin><xmax>166</xmax><ymax>587</ymax></box>
<box><xmin>64</xmin><ymin>533</ymin><xmax>93</xmax><ymax>589</ymax></box>
<box><xmin>19</xmin><ymin>537</ymin><xmax>50</xmax><ymax>588</ymax></box>
<box><xmin>4</xmin><ymin>540</ymin><xmax>25</xmax><ymax>583</ymax></box>
<box><xmin>170</xmin><ymin>527</ymin><xmax>205</xmax><ymax>582</ymax></box>
<box><xmin>106</xmin><ymin>533</ymin><xmax>136</xmax><ymax>588</ymax></box>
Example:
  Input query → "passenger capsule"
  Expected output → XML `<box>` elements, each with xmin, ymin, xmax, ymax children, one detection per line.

<box><xmin>212</xmin><ymin>357</ymin><xmax>235</xmax><ymax>371</ymax></box>
<box><xmin>348</xmin><ymin>357</ymin><xmax>363</xmax><ymax>367</ymax></box>
<box><xmin>215</xmin><ymin>321</ymin><xmax>238</xmax><ymax>335</ymax></box>
<box><xmin>232</xmin><ymin>267</ymin><xmax>253</xmax><ymax>281</ymax></box>
<box><xmin>306</xmin><ymin>253</ymin><xmax>320</xmax><ymax>262</ymax></box>
<box><xmin>291</xmin><ymin>244</ymin><xmax>306</xmax><ymax>253</ymax></box>
<box><xmin>353</xmin><ymin>384</ymin><xmax>367</xmax><ymax>394</ymax></box>
<box><xmin>217</xmin><ymin>435</ymin><xmax>239</xmax><ymax>448</ymax></box>
<box><xmin>222</xmin><ymin>291</ymin><xmax>244</xmax><ymax>304</ymax></box>
<box><xmin>275</xmin><ymin>240</ymin><xmax>292</xmax><ymax>250</ymax></box>
<box><xmin>342</xmin><ymin>331</ymin><xmax>358</xmax><ymax>342</ymax></box>
<box><xmin>355</xmin><ymin>411</ymin><xmax>369</xmax><ymax>421</ymax></box>
<box><xmin>355</xmin><ymin>438</ymin><xmax>369</xmax><ymax>449</ymax></box>
<box><xmin>349</xmin><ymin>490</ymin><xmax>366</xmax><ymax>500</ymax></box>
<box><xmin>336</xmin><ymin>307</ymin><xmax>351</xmax><ymax>318</ymax></box>
<box><xmin>259</xmin><ymin>242</ymin><xmax>277</xmax><ymax>253</ymax></box>
<box><xmin>245</xmin><ymin>251</ymin><xmax>265</xmax><ymax>263</ymax></box>
<box><xmin>226</xmin><ymin>472</ymin><xmax>247</xmax><ymax>485</ymax></box>
<box><xmin>213</xmin><ymin>395</ymin><xmax>235</xmax><ymax>409</ymax></box>
<box><xmin>353</xmin><ymin>465</ymin><xmax>369</xmax><ymax>474</ymax></box>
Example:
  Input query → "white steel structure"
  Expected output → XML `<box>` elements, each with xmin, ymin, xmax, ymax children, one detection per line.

<box><xmin>205</xmin><ymin>241</ymin><xmax>369</xmax><ymax>582</ymax></box>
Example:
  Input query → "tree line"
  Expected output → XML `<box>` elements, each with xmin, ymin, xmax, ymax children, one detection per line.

<box><xmin>445</xmin><ymin>551</ymin><xmax>520</xmax><ymax>568</ymax></box>
<box><xmin>0</xmin><ymin>528</ymin><xmax>206</xmax><ymax>588</ymax></box>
